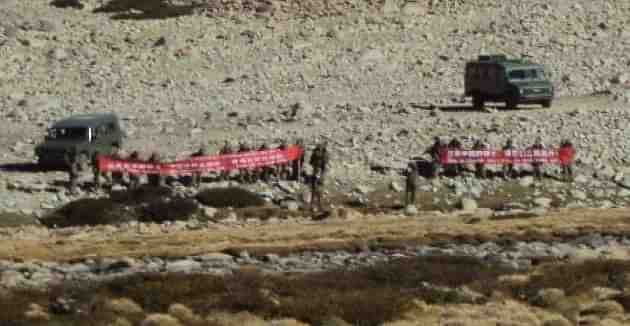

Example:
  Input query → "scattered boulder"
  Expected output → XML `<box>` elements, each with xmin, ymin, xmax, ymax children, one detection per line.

<box><xmin>519</xmin><ymin>176</ymin><xmax>535</xmax><ymax>187</ymax></box>
<box><xmin>459</xmin><ymin>198</ymin><xmax>478</xmax><ymax>211</ymax></box>
<box><xmin>196</xmin><ymin>187</ymin><xmax>266</xmax><ymax>208</ymax></box>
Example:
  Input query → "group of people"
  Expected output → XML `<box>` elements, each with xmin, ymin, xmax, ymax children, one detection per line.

<box><xmin>64</xmin><ymin>140</ymin><xmax>331</xmax><ymax>211</ymax></box>
<box><xmin>404</xmin><ymin>136</ymin><xmax>576</xmax><ymax>206</ymax></box>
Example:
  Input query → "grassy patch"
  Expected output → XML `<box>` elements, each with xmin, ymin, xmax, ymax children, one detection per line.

<box><xmin>0</xmin><ymin>212</ymin><xmax>39</xmax><ymax>228</ymax></box>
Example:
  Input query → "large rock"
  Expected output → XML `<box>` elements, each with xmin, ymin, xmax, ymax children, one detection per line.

<box><xmin>459</xmin><ymin>198</ymin><xmax>478</xmax><ymax>211</ymax></box>
<box><xmin>533</xmin><ymin>197</ymin><xmax>553</xmax><ymax>208</ymax></box>
<box><xmin>166</xmin><ymin>260</ymin><xmax>201</xmax><ymax>273</ymax></box>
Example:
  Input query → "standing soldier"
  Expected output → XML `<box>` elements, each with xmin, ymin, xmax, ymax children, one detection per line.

<box><xmin>319</xmin><ymin>142</ymin><xmax>330</xmax><ymax>178</ymax></box>
<box><xmin>257</xmin><ymin>141</ymin><xmax>271</xmax><ymax>182</ymax></box>
<box><xmin>310</xmin><ymin>169</ymin><xmax>324</xmax><ymax>212</ymax></box>
<box><xmin>310</xmin><ymin>143</ymin><xmax>322</xmax><ymax>177</ymax></box>
<box><xmin>472</xmin><ymin>138</ymin><xmax>488</xmax><ymax>179</ymax></box>
<box><xmin>128</xmin><ymin>151</ymin><xmax>141</xmax><ymax>189</ymax></box>
<box><xmin>91</xmin><ymin>151</ymin><xmax>102</xmax><ymax>190</ymax></box>
<box><xmin>219</xmin><ymin>140</ymin><xmax>233</xmax><ymax>181</ymax></box>
<box><xmin>447</xmin><ymin>137</ymin><xmax>463</xmax><ymax>176</ymax></box>
<box><xmin>238</xmin><ymin>141</ymin><xmax>251</xmax><ymax>183</ymax></box>
<box><xmin>531</xmin><ymin>137</ymin><xmax>545</xmax><ymax>179</ymax></box>
<box><xmin>110</xmin><ymin>145</ymin><xmax>125</xmax><ymax>187</ymax></box>
<box><xmin>64</xmin><ymin>148</ymin><xmax>80</xmax><ymax>194</ymax></box>
<box><xmin>191</xmin><ymin>146</ymin><xmax>206</xmax><ymax>188</ymax></box>
<box><xmin>292</xmin><ymin>138</ymin><xmax>305</xmax><ymax>182</ymax></box>
<box><xmin>560</xmin><ymin>139</ymin><xmax>575</xmax><ymax>182</ymax></box>
<box><xmin>405</xmin><ymin>162</ymin><xmax>418</xmax><ymax>207</ymax></box>
<box><xmin>502</xmin><ymin>138</ymin><xmax>516</xmax><ymax>179</ymax></box>
<box><xmin>147</xmin><ymin>152</ymin><xmax>164</xmax><ymax>187</ymax></box>
<box><xmin>425</xmin><ymin>136</ymin><xmax>445</xmax><ymax>178</ymax></box>
<box><xmin>277</xmin><ymin>139</ymin><xmax>289</xmax><ymax>180</ymax></box>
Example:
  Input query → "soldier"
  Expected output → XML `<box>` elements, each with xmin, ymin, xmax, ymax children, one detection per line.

<box><xmin>219</xmin><ymin>141</ymin><xmax>233</xmax><ymax>181</ymax></box>
<box><xmin>531</xmin><ymin>137</ymin><xmax>545</xmax><ymax>179</ymax></box>
<box><xmin>405</xmin><ymin>162</ymin><xmax>418</xmax><ymax>206</ymax></box>
<box><xmin>472</xmin><ymin>138</ymin><xmax>488</xmax><ymax>179</ymax></box>
<box><xmin>91</xmin><ymin>151</ymin><xmax>102</xmax><ymax>190</ymax></box>
<box><xmin>147</xmin><ymin>152</ymin><xmax>164</xmax><ymax>187</ymax></box>
<box><xmin>310</xmin><ymin>143</ymin><xmax>322</xmax><ymax>177</ymax></box>
<box><xmin>190</xmin><ymin>147</ymin><xmax>206</xmax><ymax>188</ymax></box>
<box><xmin>276</xmin><ymin>139</ymin><xmax>289</xmax><ymax>180</ymax></box>
<box><xmin>502</xmin><ymin>138</ymin><xmax>516</xmax><ymax>179</ymax></box>
<box><xmin>110</xmin><ymin>145</ymin><xmax>125</xmax><ymax>186</ymax></box>
<box><xmin>310</xmin><ymin>170</ymin><xmax>324</xmax><ymax>212</ymax></box>
<box><xmin>238</xmin><ymin>141</ymin><xmax>252</xmax><ymax>183</ymax></box>
<box><xmin>425</xmin><ymin>136</ymin><xmax>445</xmax><ymax>178</ymax></box>
<box><xmin>447</xmin><ymin>137</ymin><xmax>463</xmax><ymax>176</ymax></box>
<box><xmin>257</xmin><ymin>141</ymin><xmax>271</xmax><ymax>182</ymax></box>
<box><xmin>64</xmin><ymin>148</ymin><xmax>80</xmax><ymax>194</ymax></box>
<box><xmin>560</xmin><ymin>139</ymin><xmax>575</xmax><ymax>182</ymax></box>
<box><xmin>292</xmin><ymin>138</ymin><xmax>305</xmax><ymax>182</ymax></box>
<box><xmin>127</xmin><ymin>151</ymin><xmax>141</xmax><ymax>190</ymax></box>
<box><xmin>319</xmin><ymin>142</ymin><xmax>330</xmax><ymax>178</ymax></box>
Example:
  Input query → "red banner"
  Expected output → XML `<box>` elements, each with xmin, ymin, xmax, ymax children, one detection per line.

<box><xmin>439</xmin><ymin>148</ymin><xmax>575</xmax><ymax>165</ymax></box>
<box><xmin>98</xmin><ymin>146</ymin><xmax>303</xmax><ymax>175</ymax></box>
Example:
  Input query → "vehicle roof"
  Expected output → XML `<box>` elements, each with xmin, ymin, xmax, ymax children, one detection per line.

<box><xmin>51</xmin><ymin>113</ymin><xmax>119</xmax><ymax>129</ymax></box>
<box><xmin>467</xmin><ymin>56</ymin><xmax>543</xmax><ymax>69</ymax></box>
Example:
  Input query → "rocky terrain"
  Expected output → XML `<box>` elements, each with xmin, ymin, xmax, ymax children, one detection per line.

<box><xmin>1</xmin><ymin>0</ymin><xmax>630</xmax><ymax>325</ymax></box>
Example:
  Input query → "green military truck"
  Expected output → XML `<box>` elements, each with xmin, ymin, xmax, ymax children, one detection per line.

<box><xmin>465</xmin><ymin>55</ymin><xmax>554</xmax><ymax>110</ymax></box>
<box><xmin>35</xmin><ymin>113</ymin><xmax>124</xmax><ymax>168</ymax></box>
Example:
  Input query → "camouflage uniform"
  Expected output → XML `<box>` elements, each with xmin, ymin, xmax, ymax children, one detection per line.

<box><xmin>425</xmin><ymin>137</ymin><xmax>445</xmax><ymax>178</ymax></box>
<box><xmin>405</xmin><ymin>162</ymin><xmax>418</xmax><ymax>206</ymax></box>
<box><xmin>238</xmin><ymin>142</ymin><xmax>252</xmax><ymax>183</ymax></box>
<box><xmin>147</xmin><ymin>152</ymin><xmax>164</xmax><ymax>187</ymax></box>
<box><xmin>191</xmin><ymin>147</ymin><xmax>206</xmax><ymax>188</ymax></box>
<box><xmin>502</xmin><ymin>139</ymin><xmax>515</xmax><ymax>179</ymax></box>
<box><xmin>447</xmin><ymin>137</ymin><xmax>463</xmax><ymax>176</ymax></box>
<box><xmin>64</xmin><ymin>149</ymin><xmax>80</xmax><ymax>194</ymax></box>
<box><xmin>560</xmin><ymin>139</ymin><xmax>574</xmax><ymax>182</ymax></box>
<box><xmin>91</xmin><ymin>151</ymin><xmax>101</xmax><ymax>189</ymax></box>
<box><xmin>110</xmin><ymin>146</ymin><xmax>125</xmax><ymax>186</ymax></box>
<box><xmin>310</xmin><ymin>145</ymin><xmax>322</xmax><ymax>177</ymax></box>
<box><xmin>258</xmin><ymin>142</ymin><xmax>271</xmax><ymax>182</ymax></box>
<box><xmin>276</xmin><ymin>140</ymin><xmax>289</xmax><ymax>180</ymax></box>
<box><xmin>292</xmin><ymin>139</ymin><xmax>305</xmax><ymax>181</ymax></box>
<box><xmin>531</xmin><ymin>137</ymin><xmax>545</xmax><ymax>179</ymax></box>
<box><xmin>127</xmin><ymin>151</ymin><xmax>141</xmax><ymax>189</ymax></box>
<box><xmin>219</xmin><ymin>141</ymin><xmax>233</xmax><ymax>181</ymax></box>
<box><xmin>472</xmin><ymin>139</ymin><xmax>488</xmax><ymax>179</ymax></box>
<box><xmin>310</xmin><ymin>172</ymin><xmax>324</xmax><ymax>212</ymax></box>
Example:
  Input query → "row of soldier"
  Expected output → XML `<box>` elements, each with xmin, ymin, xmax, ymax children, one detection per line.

<box><xmin>424</xmin><ymin>136</ymin><xmax>575</xmax><ymax>180</ymax></box>
<box><xmin>64</xmin><ymin>140</ymin><xmax>331</xmax><ymax>211</ymax></box>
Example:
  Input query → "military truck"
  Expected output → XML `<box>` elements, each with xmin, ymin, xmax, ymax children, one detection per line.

<box><xmin>465</xmin><ymin>55</ymin><xmax>554</xmax><ymax>110</ymax></box>
<box><xmin>35</xmin><ymin>113</ymin><xmax>124</xmax><ymax>168</ymax></box>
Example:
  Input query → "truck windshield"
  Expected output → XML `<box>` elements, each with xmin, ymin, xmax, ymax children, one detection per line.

<box><xmin>508</xmin><ymin>69</ymin><xmax>544</xmax><ymax>81</ymax></box>
<box><xmin>49</xmin><ymin>127</ymin><xmax>88</xmax><ymax>140</ymax></box>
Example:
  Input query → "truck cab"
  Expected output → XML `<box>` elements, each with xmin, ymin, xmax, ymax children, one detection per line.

<box><xmin>35</xmin><ymin>113</ymin><xmax>124</xmax><ymax>168</ymax></box>
<box><xmin>465</xmin><ymin>55</ymin><xmax>554</xmax><ymax>110</ymax></box>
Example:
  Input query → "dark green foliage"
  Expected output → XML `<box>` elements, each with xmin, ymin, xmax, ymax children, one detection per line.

<box><xmin>139</xmin><ymin>198</ymin><xmax>200</xmax><ymax>223</ymax></box>
<box><xmin>196</xmin><ymin>187</ymin><xmax>266</xmax><ymax>208</ymax></box>
<box><xmin>41</xmin><ymin>198</ymin><xmax>133</xmax><ymax>228</ymax></box>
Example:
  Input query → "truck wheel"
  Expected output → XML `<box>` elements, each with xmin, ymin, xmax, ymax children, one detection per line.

<box><xmin>473</xmin><ymin>95</ymin><xmax>484</xmax><ymax>110</ymax></box>
<box><xmin>541</xmin><ymin>99</ymin><xmax>552</xmax><ymax>108</ymax></box>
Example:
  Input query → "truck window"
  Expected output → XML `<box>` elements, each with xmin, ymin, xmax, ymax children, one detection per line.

<box><xmin>508</xmin><ymin>69</ymin><xmax>540</xmax><ymax>81</ymax></box>
<box><xmin>50</xmin><ymin>128</ymin><xmax>88</xmax><ymax>140</ymax></box>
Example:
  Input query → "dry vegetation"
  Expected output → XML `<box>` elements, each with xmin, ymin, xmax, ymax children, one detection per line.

<box><xmin>2</xmin><ymin>258</ymin><xmax>630</xmax><ymax>325</ymax></box>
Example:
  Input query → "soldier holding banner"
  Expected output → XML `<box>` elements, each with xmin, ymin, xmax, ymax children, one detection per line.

<box><xmin>502</xmin><ymin>138</ymin><xmax>516</xmax><ymax>179</ymax></box>
<box><xmin>425</xmin><ymin>137</ymin><xmax>444</xmax><ymax>178</ymax></box>
<box><xmin>191</xmin><ymin>147</ymin><xmax>206</xmax><ymax>188</ymax></box>
<box><xmin>472</xmin><ymin>138</ymin><xmax>488</xmax><ymax>179</ymax></box>
<box><xmin>405</xmin><ymin>162</ymin><xmax>418</xmax><ymax>206</ymax></box>
<box><xmin>531</xmin><ymin>137</ymin><xmax>545</xmax><ymax>179</ymax></box>
<box><xmin>128</xmin><ymin>151</ymin><xmax>141</xmax><ymax>190</ymax></box>
<box><xmin>560</xmin><ymin>139</ymin><xmax>575</xmax><ymax>182</ymax></box>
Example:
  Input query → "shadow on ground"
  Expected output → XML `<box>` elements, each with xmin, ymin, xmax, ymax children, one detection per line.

<box><xmin>93</xmin><ymin>0</ymin><xmax>204</xmax><ymax>20</ymax></box>
<box><xmin>0</xmin><ymin>162</ymin><xmax>63</xmax><ymax>173</ymax></box>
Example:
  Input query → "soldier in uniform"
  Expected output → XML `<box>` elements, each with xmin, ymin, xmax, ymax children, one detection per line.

<box><xmin>502</xmin><ymin>138</ymin><xmax>516</xmax><ymax>179</ymax></box>
<box><xmin>238</xmin><ymin>141</ymin><xmax>252</xmax><ymax>183</ymax></box>
<box><xmin>257</xmin><ymin>141</ymin><xmax>271</xmax><ymax>182</ymax></box>
<box><xmin>472</xmin><ymin>138</ymin><xmax>488</xmax><ymax>179</ymax></box>
<box><xmin>91</xmin><ymin>151</ymin><xmax>102</xmax><ymax>190</ymax></box>
<box><xmin>310</xmin><ymin>169</ymin><xmax>324</xmax><ymax>212</ymax></box>
<box><xmin>276</xmin><ymin>139</ymin><xmax>289</xmax><ymax>180</ymax></box>
<box><xmin>425</xmin><ymin>136</ymin><xmax>445</xmax><ymax>178</ymax></box>
<box><xmin>110</xmin><ymin>145</ymin><xmax>125</xmax><ymax>186</ymax></box>
<box><xmin>531</xmin><ymin>137</ymin><xmax>545</xmax><ymax>179</ymax></box>
<box><xmin>190</xmin><ymin>147</ymin><xmax>206</xmax><ymax>188</ymax></box>
<box><xmin>560</xmin><ymin>139</ymin><xmax>575</xmax><ymax>182</ymax></box>
<box><xmin>128</xmin><ymin>151</ymin><xmax>141</xmax><ymax>189</ymax></box>
<box><xmin>405</xmin><ymin>162</ymin><xmax>418</xmax><ymax>206</ymax></box>
<box><xmin>64</xmin><ymin>148</ymin><xmax>80</xmax><ymax>194</ymax></box>
<box><xmin>319</xmin><ymin>142</ymin><xmax>330</xmax><ymax>178</ymax></box>
<box><xmin>292</xmin><ymin>138</ymin><xmax>305</xmax><ymax>182</ymax></box>
<box><xmin>447</xmin><ymin>137</ymin><xmax>463</xmax><ymax>176</ymax></box>
<box><xmin>219</xmin><ymin>140</ymin><xmax>233</xmax><ymax>181</ymax></box>
<box><xmin>147</xmin><ymin>152</ymin><xmax>164</xmax><ymax>187</ymax></box>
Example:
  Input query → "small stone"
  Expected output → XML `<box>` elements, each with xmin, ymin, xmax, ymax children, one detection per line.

<box><xmin>533</xmin><ymin>197</ymin><xmax>553</xmax><ymax>208</ymax></box>
<box><xmin>203</xmin><ymin>207</ymin><xmax>218</xmax><ymax>219</ymax></box>
<box><xmin>390</xmin><ymin>181</ymin><xmax>403</xmax><ymax>192</ymax></box>
<box><xmin>519</xmin><ymin>176</ymin><xmax>535</xmax><ymax>187</ymax></box>
<box><xmin>570</xmin><ymin>190</ymin><xmax>588</xmax><ymax>201</ymax></box>
<box><xmin>404</xmin><ymin>205</ymin><xmax>418</xmax><ymax>216</ymax></box>
<box><xmin>459</xmin><ymin>198</ymin><xmax>478</xmax><ymax>211</ymax></box>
